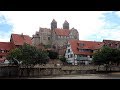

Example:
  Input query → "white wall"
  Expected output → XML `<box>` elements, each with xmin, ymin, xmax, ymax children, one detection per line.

<box><xmin>65</xmin><ymin>42</ymin><xmax>75</xmax><ymax>64</ymax></box>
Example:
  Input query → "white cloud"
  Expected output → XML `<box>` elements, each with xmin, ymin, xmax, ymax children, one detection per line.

<box><xmin>0</xmin><ymin>11</ymin><xmax>107</xmax><ymax>42</ymax></box>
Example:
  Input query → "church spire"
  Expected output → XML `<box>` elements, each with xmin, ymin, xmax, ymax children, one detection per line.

<box><xmin>51</xmin><ymin>19</ymin><xmax>57</xmax><ymax>30</ymax></box>
<box><xmin>63</xmin><ymin>20</ymin><xmax>69</xmax><ymax>29</ymax></box>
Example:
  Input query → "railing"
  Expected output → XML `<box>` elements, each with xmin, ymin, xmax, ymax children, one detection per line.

<box><xmin>77</xmin><ymin>57</ymin><xmax>92</xmax><ymax>61</ymax></box>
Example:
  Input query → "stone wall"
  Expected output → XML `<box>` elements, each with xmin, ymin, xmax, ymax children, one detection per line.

<box><xmin>0</xmin><ymin>65</ymin><xmax>19</xmax><ymax>77</ymax></box>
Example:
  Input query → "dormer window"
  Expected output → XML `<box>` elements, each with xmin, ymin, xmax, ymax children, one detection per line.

<box><xmin>109</xmin><ymin>43</ymin><xmax>112</xmax><ymax>46</ymax></box>
<box><xmin>79</xmin><ymin>43</ymin><xmax>84</xmax><ymax>47</ymax></box>
<box><xmin>36</xmin><ymin>34</ymin><xmax>39</xmax><ymax>36</ymax></box>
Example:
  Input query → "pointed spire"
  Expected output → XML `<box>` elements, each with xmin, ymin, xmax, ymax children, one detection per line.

<box><xmin>63</xmin><ymin>20</ymin><xmax>69</xmax><ymax>29</ymax></box>
<box><xmin>64</xmin><ymin>20</ymin><xmax>68</xmax><ymax>23</ymax></box>
<box><xmin>52</xmin><ymin>19</ymin><xmax>57</xmax><ymax>23</ymax></box>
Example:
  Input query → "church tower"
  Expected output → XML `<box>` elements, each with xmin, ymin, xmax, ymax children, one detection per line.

<box><xmin>63</xmin><ymin>20</ymin><xmax>69</xmax><ymax>29</ymax></box>
<box><xmin>51</xmin><ymin>19</ymin><xmax>57</xmax><ymax>30</ymax></box>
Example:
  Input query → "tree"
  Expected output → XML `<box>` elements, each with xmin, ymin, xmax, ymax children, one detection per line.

<box><xmin>93</xmin><ymin>46</ymin><xmax>120</xmax><ymax>71</ymax></box>
<box><xmin>47</xmin><ymin>50</ymin><xmax>58</xmax><ymax>59</ymax></box>
<box><xmin>93</xmin><ymin>46</ymin><xmax>112</xmax><ymax>65</ymax></box>
<box><xmin>7</xmin><ymin>43</ymin><xmax>49</xmax><ymax>76</ymax></box>
<box><xmin>7</xmin><ymin>48</ymin><xmax>22</xmax><ymax>65</ymax></box>
<box><xmin>59</xmin><ymin>56</ymin><xmax>67</xmax><ymax>65</ymax></box>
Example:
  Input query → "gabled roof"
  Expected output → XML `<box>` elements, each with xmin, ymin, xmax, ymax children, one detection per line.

<box><xmin>0</xmin><ymin>42</ymin><xmax>12</xmax><ymax>50</ymax></box>
<box><xmin>54</xmin><ymin>28</ymin><xmax>70</xmax><ymax>36</ymax></box>
<box><xmin>68</xmin><ymin>40</ymin><xmax>104</xmax><ymax>55</ymax></box>
<box><xmin>11</xmin><ymin>34</ymin><xmax>32</xmax><ymax>45</ymax></box>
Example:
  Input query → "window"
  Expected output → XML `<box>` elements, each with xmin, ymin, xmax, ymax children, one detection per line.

<box><xmin>79</xmin><ymin>43</ymin><xmax>84</xmax><ymax>47</ymax></box>
<box><xmin>41</xmin><ymin>29</ymin><xmax>44</xmax><ymax>32</ymax></box>
<box><xmin>43</xmin><ymin>37</ymin><xmax>46</xmax><ymax>40</ymax></box>
<box><xmin>70</xmin><ymin>54</ymin><xmax>73</xmax><ymax>58</ymax></box>
<box><xmin>68</xmin><ymin>55</ymin><xmax>69</xmax><ymax>58</ymax></box>
<box><xmin>68</xmin><ymin>49</ymin><xmax>70</xmax><ymax>53</ymax></box>
<box><xmin>67</xmin><ymin>44</ymin><xmax>70</xmax><ymax>47</ymax></box>
<box><xmin>48</xmin><ymin>37</ymin><xmax>50</xmax><ymax>40</ymax></box>
<box><xmin>109</xmin><ymin>43</ymin><xmax>112</xmax><ymax>46</ymax></box>
<box><xmin>1</xmin><ymin>50</ymin><xmax>4</xmax><ymax>53</ymax></box>
<box><xmin>90</xmin><ymin>55</ymin><xmax>92</xmax><ymax>58</ymax></box>
<box><xmin>36</xmin><ymin>34</ymin><xmax>39</xmax><ymax>36</ymax></box>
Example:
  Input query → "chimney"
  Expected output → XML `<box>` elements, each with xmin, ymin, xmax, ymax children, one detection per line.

<box><xmin>21</xmin><ymin>33</ymin><xmax>24</xmax><ymax>39</ymax></box>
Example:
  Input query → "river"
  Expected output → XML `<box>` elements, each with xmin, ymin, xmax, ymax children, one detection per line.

<box><xmin>38</xmin><ymin>73</ymin><xmax>120</xmax><ymax>79</ymax></box>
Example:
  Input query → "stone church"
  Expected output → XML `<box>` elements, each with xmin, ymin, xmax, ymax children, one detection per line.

<box><xmin>32</xmin><ymin>19</ymin><xmax>79</xmax><ymax>53</ymax></box>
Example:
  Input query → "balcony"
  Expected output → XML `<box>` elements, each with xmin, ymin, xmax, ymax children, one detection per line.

<box><xmin>76</xmin><ymin>56</ymin><xmax>92</xmax><ymax>61</ymax></box>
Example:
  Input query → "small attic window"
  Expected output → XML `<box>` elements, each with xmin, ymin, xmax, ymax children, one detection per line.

<box><xmin>79</xmin><ymin>43</ymin><xmax>84</xmax><ymax>47</ymax></box>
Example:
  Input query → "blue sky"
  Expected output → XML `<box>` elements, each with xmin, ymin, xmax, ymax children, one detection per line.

<box><xmin>0</xmin><ymin>15</ymin><xmax>13</xmax><ymax>42</ymax></box>
<box><xmin>0</xmin><ymin>11</ymin><xmax>120</xmax><ymax>42</ymax></box>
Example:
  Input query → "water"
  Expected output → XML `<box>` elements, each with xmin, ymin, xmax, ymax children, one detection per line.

<box><xmin>38</xmin><ymin>73</ymin><xmax>120</xmax><ymax>79</ymax></box>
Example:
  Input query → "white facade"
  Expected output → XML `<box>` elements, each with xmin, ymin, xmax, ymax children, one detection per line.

<box><xmin>65</xmin><ymin>42</ymin><xmax>77</xmax><ymax>65</ymax></box>
<box><xmin>65</xmin><ymin>42</ymin><xmax>92</xmax><ymax>65</ymax></box>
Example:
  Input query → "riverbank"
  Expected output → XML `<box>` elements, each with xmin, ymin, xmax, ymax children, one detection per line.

<box><xmin>1</xmin><ymin>73</ymin><xmax>120</xmax><ymax>79</ymax></box>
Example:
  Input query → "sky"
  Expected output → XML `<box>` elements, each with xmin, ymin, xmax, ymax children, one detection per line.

<box><xmin>0</xmin><ymin>11</ymin><xmax>120</xmax><ymax>42</ymax></box>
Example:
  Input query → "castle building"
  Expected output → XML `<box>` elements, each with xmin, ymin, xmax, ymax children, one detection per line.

<box><xmin>32</xmin><ymin>19</ymin><xmax>79</xmax><ymax>54</ymax></box>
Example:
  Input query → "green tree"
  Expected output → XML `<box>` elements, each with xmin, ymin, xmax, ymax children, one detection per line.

<box><xmin>48</xmin><ymin>50</ymin><xmax>58</xmax><ymax>59</ymax></box>
<box><xmin>93</xmin><ymin>46</ymin><xmax>112</xmax><ymax>65</ymax></box>
<box><xmin>59</xmin><ymin>56</ymin><xmax>67</xmax><ymax>65</ymax></box>
<box><xmin>93</xmin><ymin>46</ymin><xmax>120</xmax><ymax>71</ymax></box>
<box><xmin>7</xmin><ymin>43</ymin><xmax>49</xmax><ymax>76</ymax></box>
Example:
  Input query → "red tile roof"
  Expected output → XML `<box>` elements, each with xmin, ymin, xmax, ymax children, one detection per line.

<box><xmin>103</xmin><ymin>39</ymin><xmax>120</xmax><ymax>48</ymax></box>
<box><xmin>54</xmin><ymin>28</ymin><xmax>70</xmax><ymax>36</ymax></box>
<box><xmin>0</xmin><ymin>42</ymin><xmax>12</xmax><ymax>50</ymax></box>
<box><xmin>11</xmin><ymin>34</ymin><xmax>32</xmax><ymax>45</ymax></box>
<box><xmin>69</xmin><ymin>40</ymin><xmax>104</xmax><ymax>55</ymax></box>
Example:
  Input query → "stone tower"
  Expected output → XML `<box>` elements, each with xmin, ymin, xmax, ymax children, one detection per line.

<box><xmin>63</xmin><ymin>20</ymin><xmax>69</xmax><ymax>29</ymax></box>
<box><xmin>51</xmin><ymin>19</ymin><xmax>57</xmax><ymax>30</ymax></box>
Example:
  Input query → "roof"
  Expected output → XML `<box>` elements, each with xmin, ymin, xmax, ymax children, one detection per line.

<box><xmin>0</xmin><ymin>42</ymin><xmax>12</xmax><ymax>50</ymax></box>
<box><xmin>103</xmin><ymin>39</ymin><xmax>120</xmax><ymax>42</ymax></box>
<box><xmin>52</xmin><ymin>19</ymin><xmax>57</xmax><ymax>23</ymax></box>
<box><xmin>103</xmin><ymin>39</ymin><xmax>120</xmax><ymax>48</ymax></box>
<box><xmin>11</xmin><ymin>34</ymin><xmax>32</xmax><ymax>45</ymax></box>
<box><xmin>69</xmin><ymin>40</ymin><xmax>104</xmax><ymax>55</ymax></box>
<box><xmin>54</xmin><ymin>28</ymin><xmax>70</xmax><ymax>36</ymax></box>
<box><xmin>64</xmin><ymin>20</ymin><xmax>69</xmax><ymax>24</ymax></box>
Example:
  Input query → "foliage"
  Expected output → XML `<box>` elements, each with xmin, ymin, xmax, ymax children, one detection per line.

<box><xmin>47</xmin><ymin>50</ymin><xmax>58</xmax><ymax>59</ymax></box>
<box><xmin>59</xmin><ymin>56</ymin><xmax>67</xmax><ymax>63</ymax></box>
<box><xmin>93</xmin><ymin>46</ymin><xmax>120</xmax><ymax>65</ymax></box>
<box><xmin>44</xmin><ymin>44</ymin><xmax>51</xmax><ymax>49</ymax></box>
<box><xmin>59</xmin><ymin>56</ymin><xmax>67</xmax><ymax>65</ymax></box>
<box><xmin>7</xmin><ymin>43</ymin><xmax>49</xmax><ymax>66</ymax></box>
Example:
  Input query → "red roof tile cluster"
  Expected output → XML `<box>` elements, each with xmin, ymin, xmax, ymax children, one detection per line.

<box><xmin>103</xmin><ymin>39</ymin><xmax>120</xmax><ymax>48</ymax></box>
<box><xmin>54</xmin><ymin>28</ymin><xmax>70</xmax><ymax>36</ymax></box>
<box><xmin>11</xmin><ymin>34</ymin><xmax>32</xmax><ymax>45</ymax></box>
<box><xmin>0</xmin><ymin>42</ymin><xmax>12</xmax><ymax>50</ymax></box>
<box><xmin>69</xmin><ymin>40</ymin><xmax>104</xmax><ymax>55</ymax></box>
